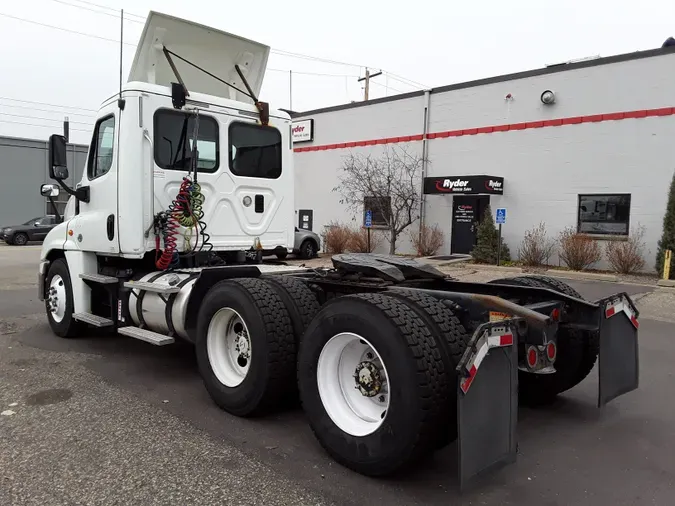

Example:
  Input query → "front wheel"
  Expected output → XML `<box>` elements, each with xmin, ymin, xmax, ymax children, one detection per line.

<box><xmin>13</xmin><ymin>233</ymin><xmax>28</xmax><ymax>246</ymax></box>
<box><xmin>45</xmin><ymin>258</ymin><xmax>82</xmax><ymax>338</ymax></box>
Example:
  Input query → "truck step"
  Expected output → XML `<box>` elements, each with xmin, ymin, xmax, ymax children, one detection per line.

<box><xmin>72</xmin><ymin>312</ymin><xmax>114</xmax><ymax>327</ymax></box>
<box><xmin>80</xmin><ymin>273</ymin><xmax>119</xmax><ymax>284</ymax></box>
<box><xmin>123</xmin><ymin>281</ymin><xmax>181</xmax><ymax>294</ymax></box>
<box><xmin>118</xmin><ymin>326</ymin><xmax>175</xmax><ymax>346</ymax></box>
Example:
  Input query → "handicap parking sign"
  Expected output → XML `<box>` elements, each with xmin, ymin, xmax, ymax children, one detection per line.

<box><xmin>496</xmin><ymin>208</ymin><xmax>506</xmax><ymax>225</ymax></box>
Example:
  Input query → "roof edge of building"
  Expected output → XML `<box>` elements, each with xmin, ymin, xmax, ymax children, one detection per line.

<box><xmin>292</xmin><ymin>46</ymin><xmax>675</xmax><ymax>118</ymax></box>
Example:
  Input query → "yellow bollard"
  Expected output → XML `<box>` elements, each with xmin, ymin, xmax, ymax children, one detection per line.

<box><xmin>665</xmin><ymin>250</ymin><xmax>672</xmax><ymax>280</ymax></box>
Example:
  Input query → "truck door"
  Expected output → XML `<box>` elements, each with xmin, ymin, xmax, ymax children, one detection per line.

<box><xmin>70</xmin><ymin>104</ymin><xmax>119</xmax><ymax>254</ymax></box>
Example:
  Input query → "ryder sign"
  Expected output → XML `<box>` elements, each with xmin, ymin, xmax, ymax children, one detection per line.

<box><xmin>423</xmin><ymin>175</ymin><xmax>504</xmax><ymax>195</ymax></box>
<box><xmin>292</xmin><ymin>119</ymin><xmax>314</xmax><ymax>143</ymax></box>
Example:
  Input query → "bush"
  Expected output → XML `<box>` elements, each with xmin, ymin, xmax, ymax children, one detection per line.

<box><xmin>656</xmin><ymin>172</ymin><xmax>675</xmax><ymax>278</ymax></box>
<box><xmin>606</xmin><ymin>226</ymin><xmax>647</xmax><ymax>274</ymax></box>
<box><xmin>471</xmin><ymin>204</ymin><xmax>511</xmax><ymax>264</ymax></box>
<box><xmin>321</xmin><ymin>221</ymin><xmax>352</xmax><ymax>254</ymax></box>
<box><xmin>558</xmin><ymin>227</ymin><xmax>601</xmax><ymax>270</ymax></box>
<box><xmin>348</xmin><ymin>227</ymin><xmax>382</xmax><ymax>253</ymax></box>
<box><xmin>518</xmin><ymin>222</ymin><xmax>556</xmax><ymax>267</ymax></box>
<box><xmin>411</xmin><ymin>224</ymin><xmax>445</xmax><ymax>256</ymax></box>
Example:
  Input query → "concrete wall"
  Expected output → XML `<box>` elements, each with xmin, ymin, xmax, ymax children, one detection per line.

<box><xmin>0</xmin><ymin>136</ymin><xmax>88</xmax><ymax>226</ymax></box>
<box><xmin>292</xmin><ymin>49</ymin><xmax>675</xmax><ymax>271</ymax></box>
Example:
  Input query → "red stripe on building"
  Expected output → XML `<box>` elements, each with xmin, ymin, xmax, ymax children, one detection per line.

<box><xmin>294</xmin><ymin>106</ymin><xmax>675</xmax><ymax>152</ymax></box>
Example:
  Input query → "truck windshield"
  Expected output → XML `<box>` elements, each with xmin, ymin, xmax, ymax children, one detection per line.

<box><xmin>154</xmin><ymin>110</ymin><xmax>219</xmax><ymax>173</ymax></box>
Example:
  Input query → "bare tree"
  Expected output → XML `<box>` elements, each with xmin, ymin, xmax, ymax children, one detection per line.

<box><xmin>333</xmin><ymin>146</ymin><xmax>424</xmax><ymax>254</ymax></box>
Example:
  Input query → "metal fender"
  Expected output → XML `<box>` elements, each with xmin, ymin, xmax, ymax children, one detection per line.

<box><xmin>456</xmin><ymin>320</ymin><xmax>520</xmax><ymax>491</ymax></box>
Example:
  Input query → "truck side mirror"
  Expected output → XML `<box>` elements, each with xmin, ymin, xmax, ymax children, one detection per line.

<box><xmin>40</xmin><ymin>184</ymin><xmax>60</xmax><ymax>197</ymax></box>
<box><xmin>48</xmin><ymin>134</ymin><xmax>69</xmax><ymax>180</ymax></box>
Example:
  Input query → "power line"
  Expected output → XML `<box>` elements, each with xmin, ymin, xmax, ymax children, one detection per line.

<box><xmin>268</xmin><ymin>68</ymin><xmax>359</xmax><ymax>78</ymax></box>
<box><xmin>0</xmin><ymin>118</ymin><xmax>91</xmax><ymax>132</ymax></box>
<box><xmin>67</xmin><ymin>0</ymin><xmax>145</xmax><ymax>19</ymax></box>
<box><xmin>49</xmin><ymin>0</ymin><xmax>144</xmax><ymax>23</ymax></box>
<box><xmin>0</xmin><ymin>12</ymin><xmax>136</xmax><ymax>45</ymax></box>
<box><xmin>0</xmin><ymin>112</ymin><xmax>92</xmax><ymax>125</ymax></box>
<box><xmin>0</xmin><ymin>96</ymin><xmax>98</xmax><ymax>112</ymax></box>
<box><xmin>369</xmin><ymin>81</ymin><xmax>405</xmax><ymax>94</ymax></box>
<box><xmin>383</xmin><ymin>72</ymin><xmax>429</xmax><ymax>90</ymax></box>
<box><xmin>0</xmin><ymin>102</ymin><xmax>96</xmax><ymax>118</ymax></box>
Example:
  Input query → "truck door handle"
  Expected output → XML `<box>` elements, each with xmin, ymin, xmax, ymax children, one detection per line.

<box><xmin>107</xmin><ymin>214</ymin><xmax>115</xmax><ymax>241</ymax></box>
<box><xmin>254</xmin><ymin>195</ymin><xmax>264</xmax><ymax>214</ymax></box>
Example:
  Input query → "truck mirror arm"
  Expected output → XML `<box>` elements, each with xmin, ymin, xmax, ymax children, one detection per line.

<box><xmin>54</xmin><ymin>178</ymin><xmax>90</xmax><ymax>204</ymax></box>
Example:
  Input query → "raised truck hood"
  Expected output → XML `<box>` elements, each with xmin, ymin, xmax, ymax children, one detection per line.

<box><xmin>128</xmin><ymin>11</ymin><xmax>270</xmax><ymax>102</ymax></box>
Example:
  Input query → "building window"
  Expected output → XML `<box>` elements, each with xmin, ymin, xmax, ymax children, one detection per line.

<box><xmin>364</xmin><ymin>196</ymin><xmax>391</xmax><ymax>227</ymax></box>
<box><xmin>87</xmin><ymin>115</ymin><xmax>116</xmax><ymax>180</ymax></box>
<box><xmin>228</xmin><ymin>122</ymin><xmax>282</xmax><ymax>179</ymax></box>
<box><xmin>578</xmin><ymin>194</ymin><xmax>631</xmax><ymax>236</ymax></box>
<box><xmin>154</xmin><ymin>110</ymin><xmax>219</xmax><ymax>172</ymax></box>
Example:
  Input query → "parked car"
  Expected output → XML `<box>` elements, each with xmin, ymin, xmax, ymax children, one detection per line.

<box><xmin>2</xmin><ymin>215</ymin><xmax>59</xmax><ymax>245</ymax></box>
<box><xmin>265</xmin><ymin>227</ymin><xmax>321</xmax><ymax>260</ymax></box>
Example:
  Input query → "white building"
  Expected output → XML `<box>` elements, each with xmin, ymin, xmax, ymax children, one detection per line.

<box><xmin>291</xmin><ymin>46</ymin><xmax>675</xmax><ymax>271</ymax></box>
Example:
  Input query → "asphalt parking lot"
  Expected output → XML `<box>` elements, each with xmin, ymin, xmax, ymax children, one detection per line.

<box><xmin>1</xmin><ymin>244</ymin><xmax>674</xmax><ymax>505</ymax></box>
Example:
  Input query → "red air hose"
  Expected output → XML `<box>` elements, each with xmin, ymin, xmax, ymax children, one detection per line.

<box><xmin>155</xmin><ymin>178</ymin><xmax>193</xmax><ymax>270</ymax></box>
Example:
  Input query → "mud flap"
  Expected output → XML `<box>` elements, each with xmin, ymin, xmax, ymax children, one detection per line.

<box><xmin>456</xmin><ymin>320</ymin><xmax>520</xmax><ymax>491</ymax></box>
<box><xmin>597</xmin><ymin>293</ymin><xmax>639</xmax><ymax>407</ymax></box>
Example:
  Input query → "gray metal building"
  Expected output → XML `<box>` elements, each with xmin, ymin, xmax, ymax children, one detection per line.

<box><xmin>0</xmin><ymin>135</ymin><xmax>88</xmax><ymax>227</ymax></box>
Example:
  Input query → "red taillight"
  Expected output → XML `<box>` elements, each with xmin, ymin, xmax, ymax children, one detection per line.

<box><xmin>546</xmin><ymin>341</ymin><xmax>557</xmax><ymax>362</ymax></box>
<box><xmin>551</xmin><ymin>308</ymin><xmax>560</xmax><ymax>321</ymax></box>
<box><xmin>527</xmin><ymin>346</ymin><xmax>538</xmax><ymax>368</ymax></box>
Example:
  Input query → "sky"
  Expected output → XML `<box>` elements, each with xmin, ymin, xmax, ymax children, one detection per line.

<box><xmin>0</xmin><ymin>0</ymin><xmax>673</xmax><ymax>145</ymax></box>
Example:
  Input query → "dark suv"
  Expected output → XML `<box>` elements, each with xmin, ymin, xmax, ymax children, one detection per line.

<box><xmin>2</xmin><ymin>215</ymin><xmax>59</xmax><ymax>245</ymax></box>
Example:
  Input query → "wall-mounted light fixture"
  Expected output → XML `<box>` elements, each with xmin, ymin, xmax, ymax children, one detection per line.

<box><xmin>540</xmin><ymin>90</ymin><xmax>556</xmax><ymax>105</ymax></box>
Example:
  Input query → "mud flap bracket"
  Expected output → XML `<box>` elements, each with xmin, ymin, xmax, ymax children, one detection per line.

<box><xmin>597</xmin><ymin>293</ymin><xmax>639</xmax><ymax>407</ymax></box>
<box><xmin>456</xmin><ymin>320</ymin><xmax>520</xmax><ymax>491</ymax></box>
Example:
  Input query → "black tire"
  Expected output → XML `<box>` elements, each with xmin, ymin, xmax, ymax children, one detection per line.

<box><xmin>514</xmin><ymin>275</ymin><xmax>599</xmax><ymax>394</ymax></box>
<box><xmin>45</xmin><ymin>258</ymin><xmax>83</xmax><ymax>338</ymax></box>
<box><xmin>260</xmin><ymin>275</ymin><xmax>321</xmax><ymax>344</ymax></box>
<box><xmin>13</xmin><ymin>233</ymin><xmax>28</xmax><ymax>246</ymax></box>
<box><xmin>387</xmin><ymin>289</ymin><xmax>468</xmax><ymax>447</ymax></box>
<box><xmin>195</xmin><ymin>278</ymin><xmax>296</xmax><ymax>417</ymax></box>
<box><xmin>299</xmin><ymin>239</ymin><xmax>317</xmax><ymax>259</ymax></box>
<box><xmin>298</xmin><ymin>293</ymin><xmax>447</xmax><ymax>476</ymax></box>
<box><xmin>488</xmin><ymin>275</ymin><xmax>598</xmax><ymax>405</ymax></box>
<box><xmin>275</xmin><ymin>251</ymin><xmax>288</xmax><ymax>260</ymax></box>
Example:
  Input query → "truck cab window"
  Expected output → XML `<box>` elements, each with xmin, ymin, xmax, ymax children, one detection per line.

<box><xmin>87</xmin><ymin>115</ymin><xmax>116</xmax><ymax>179</ymax></box>
<box><xmin>154</xmin><ymin>110</ymin><xmax>219</xmax><ymax>172</ymax></box>
<box><xmin>229</xmin><ymin>122</ymin><xmax>282</xmax><ymax>179</ymax></box>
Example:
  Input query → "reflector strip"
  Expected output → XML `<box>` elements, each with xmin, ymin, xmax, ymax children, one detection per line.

<box><xmin>605</xmin><ymin>297</ymin><xmax>639</xmax><ymax>329</ymax></box>
<box><xmin>461</xmin><ymin>331</ymin><xmax>514</xmax><ymax>394</ymax></box>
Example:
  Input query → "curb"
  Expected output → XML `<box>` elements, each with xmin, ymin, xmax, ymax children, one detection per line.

<box><xmin>469</xmin><ymin>264</ymin><xmax>523</xmax><ymax>273</ymax></box>
<box><xmin>544</xmin><ymin>269</ymin><xmax>618</xmax><ymax>282</ymax></box>
<box><xmin>656</xmin><ymin>279</ymin><xmax>675</xmax><ymax>288</ymax></box>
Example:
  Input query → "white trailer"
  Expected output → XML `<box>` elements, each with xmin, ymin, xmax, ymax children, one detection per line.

<box><xmin>37</xmin><ymin>11</ymin><xmax>640</xmax><ymax>488</ymax></box>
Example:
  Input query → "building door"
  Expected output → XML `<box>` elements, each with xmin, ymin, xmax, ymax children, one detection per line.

<box><xmin>451</xmin><ymin>196</ymin><xmax>490</xmax><ymax>254</ymax></box>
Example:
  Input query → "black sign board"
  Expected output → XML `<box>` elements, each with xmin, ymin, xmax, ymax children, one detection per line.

<box><xmin>423</xmin><ymin>175</ymin><xmax>504</xmax><ymax>195</ymax></box>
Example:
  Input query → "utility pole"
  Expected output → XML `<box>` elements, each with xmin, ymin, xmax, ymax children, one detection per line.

<box><xmin>358</xmin><ymin>68</ymin><xmax>382</xmax><ymax>101</ymax></box>
<box><xmin>289</xmin><ymin>70</ymin><xmax>293</xmax><ymax>111</ymax></box>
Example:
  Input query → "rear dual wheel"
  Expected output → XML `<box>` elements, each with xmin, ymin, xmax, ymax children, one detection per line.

<box><xmin>196</xmin><ymin>276</ymin><xmax>320</xmax><ymax>416</ymax></box>
<box><xmin>488</xmin><ymin>275</ymin><xmax>599</xmax><ymax>405</ymax></box>
<box><xmin>298</xmin><ymin>292</ymin><xmax>468</xmax><ymax>476</ymax></box>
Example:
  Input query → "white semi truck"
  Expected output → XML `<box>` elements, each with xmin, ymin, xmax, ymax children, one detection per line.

<box><xmin>38</xmin><ymin>11</ymin><xmax>640</xmax><ymax>488</ymax></box>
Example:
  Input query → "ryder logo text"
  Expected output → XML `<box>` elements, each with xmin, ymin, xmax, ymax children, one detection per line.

<box><xmin>436</xmin><ymin>179</ymin><xmax>470</xmax><ymax>192</ymax></box>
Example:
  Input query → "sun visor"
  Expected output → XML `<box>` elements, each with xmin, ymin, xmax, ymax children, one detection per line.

<box><xmin>128</xmin><ymin>11</ymin><xmax>270</xmax><ymax>102</ymax></box>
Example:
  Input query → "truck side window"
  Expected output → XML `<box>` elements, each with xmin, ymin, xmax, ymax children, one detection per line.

<box><xmin>228</xmin><ymin>122</ymin><xmax>282</xmax><ymax>179</ymax></box>
<box><xmin>153</xmin><ymin>110</ymin><xmax>219</xmax><ymax>172</ymax></box>
<box><xmin>87</xmin><ymin>115</ymin><xmax>116</xmax><ymax>180</ymax></box>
